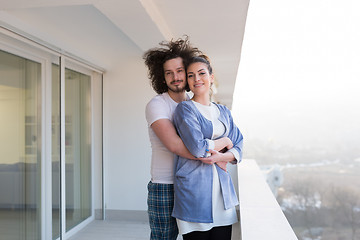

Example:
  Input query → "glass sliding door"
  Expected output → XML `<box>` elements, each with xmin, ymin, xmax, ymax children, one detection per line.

<box><xmin>52</xmin><ymin>63</ymin><xmax>93</xmax><ymax>238</ymax></box>
<box><xmin>51</xmin><ymin>63</ymin><xmax>60</xmax><ymax>239</ymax></box>
<box><xmin>0</xmin><ymin>49</ymin><xmax>41</xmax><ymax>240</ymax></box>
<box><xmin>1</xmin><ymin>31</ymin><xmax>100</xmax><ymax>240</ymax></box>
<box><xmin>64</xmin><ymin>68</ymin><xmax>91</xmax><ymax>231</ymax></box>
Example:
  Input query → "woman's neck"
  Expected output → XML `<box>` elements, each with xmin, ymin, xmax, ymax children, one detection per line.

<box><xmin>192</xmin><ymin>95</ymin><xmax>211</xmax><ymax>106</ymax></box>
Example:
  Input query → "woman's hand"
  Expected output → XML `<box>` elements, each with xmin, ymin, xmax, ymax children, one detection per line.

<box><xmin>224</xmin><ymin>137</ymin><xmax>233</xmax><ymax>150</ymax></box>
<box><xmin>213</xmin><ymin>137</ymin><xmax>233</xmax><ymax>153</ymax></box>
<box><xmin>216</xmin><ymin>161</ymin><xmax>228</xmax><ymax>171</ymax></box>
<box><xmin>203</xmin><ymin>149</ymin><xmax>228</xmax><ymax>171</ymax></box>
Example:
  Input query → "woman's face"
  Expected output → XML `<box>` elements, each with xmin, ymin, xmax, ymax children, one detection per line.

<box><xmin>187</xmin><ymin>62</ymin><xmax>214</xmax><ymax>96</ymax></box>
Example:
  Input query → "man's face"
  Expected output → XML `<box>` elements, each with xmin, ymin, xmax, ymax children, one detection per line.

<box><xmin>163</xmin><ymin>57</ymin><xmax>187</xmax><ymax>93</ymax></box>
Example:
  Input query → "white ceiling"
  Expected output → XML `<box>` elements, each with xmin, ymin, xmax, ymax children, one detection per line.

<box><xmin>0</xmin><ymin>0</ymin><xmax>250</xmax><ymax>108</ymax></box>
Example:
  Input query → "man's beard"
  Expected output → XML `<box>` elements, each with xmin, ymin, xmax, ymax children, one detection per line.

<box><xmin>168</xmin><ymin>85</ymin><xmax>185</xmax><ymax>93</ymax></box>
<box><xmin>168</xmin><ymin>81</ymin><xmax>186</xmax><ymax>93</ymax></box>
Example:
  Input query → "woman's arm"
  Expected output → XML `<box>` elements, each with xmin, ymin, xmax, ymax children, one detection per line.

<box><xmin>223</xmin><ymin>106</ymin><xmax>244</xmax><ymax>163</ymax></box>
<box><xmin>151</xmin><ymin>118</ymin><xmax>232</xmax><ymax>161</ymax></box>
<box><xmin>212</xmin><ymin>137</ymin><xmax>233</xmax><ymax>152</ymax></box>
<box><xmin>173</xmin><ymin>103</ymin><xmax>215</xmax><ymax>158</ymax></box>
<box><xmin>173</xmin><ymin>102</ymin><xmax>239</xmax><ymax>162</ymax></box>
<box><xmin>201</xmin><ymin>105</ymin><xmax>244</xmax><ymax>170</ymax></box>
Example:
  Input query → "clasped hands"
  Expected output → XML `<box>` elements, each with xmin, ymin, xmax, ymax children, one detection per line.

<box><xmin>198</xmin><ymin>149</ymin><xmax>227</xmax><ymax>171</ymax></box>
<box><xmin>199</xmin><ymin>139</ymin><xmax>233</xmax><ymax>171</ymax></box>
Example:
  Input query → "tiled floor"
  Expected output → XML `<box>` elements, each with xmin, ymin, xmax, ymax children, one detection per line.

<box><xmin>68</xmin><ymin>220</ymin><xmax>240</xmax><ymax>240</ymax></box>
<box><xmin>67</xmin><ymin>220</ymin><xmax>154</xmax><ymax>240</ymax></box>
<box><xmin>0</xmin><ymin>209</ymin><xmax>240</xmax><ymax>240</ymax></box>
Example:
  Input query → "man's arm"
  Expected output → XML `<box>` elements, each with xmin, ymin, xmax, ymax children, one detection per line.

<box><xmin>151</xmin><ymin>119</ymin><xmax>195</xmax><ymax>159</ymax></box>
<box><xmin>152</xmin><ymin>119</ymin><xmax>232</xmax><ymax>161</ymax></box>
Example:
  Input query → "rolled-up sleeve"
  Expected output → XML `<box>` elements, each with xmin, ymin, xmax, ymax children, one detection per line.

<box><xmin>224</xmin><ymin>107</ymin><xmax>243</xmax><ymax>163</ymax></box>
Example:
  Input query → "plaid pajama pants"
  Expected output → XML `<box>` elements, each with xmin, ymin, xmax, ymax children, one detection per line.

<box><xmin>147</xmin><ymin>181</ymin><xmax>178</xmax><ymax>240</ymax></box>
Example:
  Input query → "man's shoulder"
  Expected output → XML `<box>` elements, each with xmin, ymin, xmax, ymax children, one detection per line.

<box><xmin>145</xmin><ymin>92</ymin><xmax>173</xmax><ymax>122</ymax></box>
<box><xmin>146</xmin><ymin>93</ymin><xmax>169</xmax><ymax>108</ymax></box>
<box><xmin>148</xmin><ymin>92</ymin><xmax>170</xmax><ymax>103</ymax></box>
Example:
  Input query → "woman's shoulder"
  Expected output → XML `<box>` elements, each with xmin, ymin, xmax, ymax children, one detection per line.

<box><xmin>212</xmin><ymin>102</ymin><xmax>230</xmax><ymax>112</ymax></box>
<box><xmin>177</xmin><ymin>100</ymin><xmax>195</xmax><ymax>109</ymax></box>
<box><xmin>175</xmin><ymin>100</ymin><xmax>196</xmax><ymax>117</ymax></box>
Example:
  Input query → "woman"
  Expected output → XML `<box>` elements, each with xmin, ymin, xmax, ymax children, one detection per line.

<box><xmin>172</xmin><ymin>55</ymin><xmax>244</xmax><ymax>239</ymax></box>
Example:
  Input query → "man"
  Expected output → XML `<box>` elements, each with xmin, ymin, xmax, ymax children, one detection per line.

<box><xmin>144</xmin><ymin>37</ymin><xmax>231</xmax><ymax>240</ymax></box>
<box><xmin>143</xmin><ymin>37</ymin><xmax>201</xmax><ymax>240</ymax></box>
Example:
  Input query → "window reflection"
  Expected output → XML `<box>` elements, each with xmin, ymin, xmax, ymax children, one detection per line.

<box><xmin>0</xmin><ymin>50</ymin><xmax>41</xmax><ymax>240</ymax></box>
<box><xmin>65</xmin><ymin>68</ymin><xmax>91</xmax><ymax>231</ymax></box>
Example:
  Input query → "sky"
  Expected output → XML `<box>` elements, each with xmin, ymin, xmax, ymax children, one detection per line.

<box><xmin>232</xmin><ymin>0</ymin><xmax>360</xmax><ymax>150</ymax></box>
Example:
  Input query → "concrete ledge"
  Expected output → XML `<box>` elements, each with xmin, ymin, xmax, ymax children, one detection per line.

<box><xmin>237</xmin><ymin>159</ymin><xmax>297</xmax><ymax>240</ymax></box>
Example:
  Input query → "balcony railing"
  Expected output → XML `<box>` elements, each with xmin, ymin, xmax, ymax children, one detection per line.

<box><xmin>237</xmin><ymin>159</ymin><xmax>298</xmax><ymax>239</ymax></box>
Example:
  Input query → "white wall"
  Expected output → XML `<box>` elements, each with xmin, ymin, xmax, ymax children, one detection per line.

<box><xmin>103</xmin><ymin>44</ymin><xmax>155</xmax><ymax>212</ymax></box>
<box><xmin>1</xmin><ymin>6</ymin><xmax>177</xmax><ymax>213</ymax></box>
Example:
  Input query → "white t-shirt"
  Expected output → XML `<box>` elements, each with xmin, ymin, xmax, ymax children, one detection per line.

<box><xmin>145</xmin><ymin>92</ymin><xmax>189</xmax><ymax>184</ymax></box>
<box><xmin>176</xmin><ymin>101</ymin><xmax>238</xmax><ymax>235</ymax></box>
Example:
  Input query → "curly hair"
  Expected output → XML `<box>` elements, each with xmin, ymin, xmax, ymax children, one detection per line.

<box><xmin>143</xmin><ymin>36</ymin><xmax>202</xmax><ymax>94</ymax></box>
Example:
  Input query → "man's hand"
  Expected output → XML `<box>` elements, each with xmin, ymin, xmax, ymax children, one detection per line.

<box><xmin>197</xmin><ymin>149</ymin><xmax>230</xmax><ymax>171</ymax></box>
<box><xmin>198</xmin><ymin>149</ymin><xmax>221</xmax><ymax>165</ymax></box>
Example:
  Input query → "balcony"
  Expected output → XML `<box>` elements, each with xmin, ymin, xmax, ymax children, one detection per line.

<box><xmin>69</xmin><ymin>159</ymin><xmax>296</xmax><ymax>240</ymax></box>
<box><xmin>237</xmin><ymin>159</ymin><xmax>297</xmax><ymax>239</ymax></box>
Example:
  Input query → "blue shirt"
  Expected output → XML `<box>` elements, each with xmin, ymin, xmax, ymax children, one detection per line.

<box><xmin>172</xmin><ymin>100</ymin><xmax>244</xmax><ymax>223</ymax></box>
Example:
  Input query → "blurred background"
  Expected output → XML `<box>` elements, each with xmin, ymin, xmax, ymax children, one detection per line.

<box><xmin>233</xmin><ymin>0</ymin><xmax>360</xmax><ymax>239</ymax></box>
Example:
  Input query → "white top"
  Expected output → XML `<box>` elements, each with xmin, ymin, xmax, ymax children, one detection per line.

<box><xmin>177</xmin><ymin>102</ymin><xmax>238</xmax><ymax>235</ymax></box>
<box><xmin>145</xmin><ymin>92</ymin><xmax>189</xmax><ymax>184</ymax></box>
